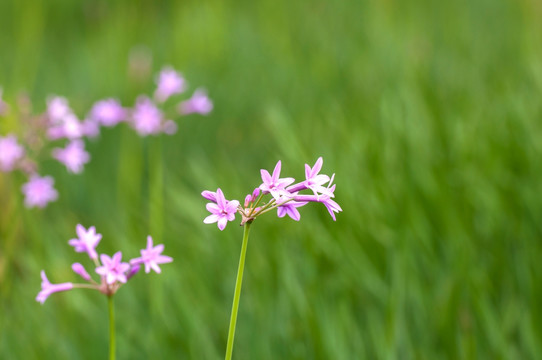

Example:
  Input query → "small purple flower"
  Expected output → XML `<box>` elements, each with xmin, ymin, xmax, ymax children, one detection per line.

<box><xmin>46</xmin><ymin>96</ymin><xmax>71</xmax><ymax>123</ymax></box>
<box><xmin>154</xmin><ymin>67</ymin><xmax>186</xmax><ymax>103</ymax></box>
<box><xmin>259</xmin><ymin>160</ymin><xmax>295</xmax><ymax>200</ymax></box>
<box><xmin>96</xmin><ymin>252</ymin><xmax>130</xmax><ymax>285</ymax></box>
<box><xmin>36</xmin><ymin>271</ymin><xmax>73</xmax><ymax>304</ymax></box>
<box><xmin>162</xmin><ymin>120</ymin><xmax>178</xmax><ymax>135</ymax></box>
<box><xmin>132</xmin><ymin>236</ymin><xmax>173</xmax><ymax>274</ymax></box>
<box><xmin>203</xmin><ymin>188</ymin><xmax>240</xmax><ymax>231</ymax></box>
<box><xmin>72</xmin><ymin>263</ymin><xmax>92</xmax><ymax>281</ymax></box>
<box><xmin>52</xmin><ymin>139</ymin><xmax>90</xmax><ymax>174</ymax></box>
<box><xmin>68</xmin><ymin>224</ymin><xmax>102</xmax><ymax>260</ymax></box>
<box><xmin>21</xmin><ymin>175</ymin><xmax>58</xmax><ymax>208</ymax></box>
<box><xmin>47</xmin><ymin>113</ymin><xmax>84</xmax><ymax>140</ymax></box>
<box><xmin>89</xmin><ymin>99</ymin><xmax>126</xmax><ymax>127</ymax></box>
<box><xmin>179</xmin><ymin>89</ymin><xmax>213</xmax><ymax>115</ymax></box>
<box><xmin>131</xmin><ymin>96</ymin><xmax>164</xmax><ymax>135</ymax></box>
<box><xmin>0</xmin><ymin>134</ymin><xmax>25</xmax><ymax>172</ymax></box>
<box><xmin>276</xmin><ymin>197</ymin><xmax>308</xmax><ymax>221</ymax></box>
<box><xmin>82</xmin><ymin>118</ymin><xmax>100</xmax><ymax>138</ymax></box>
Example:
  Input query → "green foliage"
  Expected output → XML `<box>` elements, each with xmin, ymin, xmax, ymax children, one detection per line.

<box><xmin>1</xmin><ymin>0</ymin><xmax>542</xmax><ymax>358</ymax></box>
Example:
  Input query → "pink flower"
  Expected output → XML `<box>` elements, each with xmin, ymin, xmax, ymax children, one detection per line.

<box><xmin>68</xmin><ymin>224</ymin><xmax>102</xmax><ymax>260</ymax></box>
<box><xmin>52</xmin><ymin>139</ymin><xmax>90</xmax><ymax>174</ymax></box>
<box><xmin>82</xmin><ymin>118</ymin><xmax>100</xmax><ymax>138</ymax></box>
<box><xmin>96</xmin><ymin>252</ymin><xmax>131</xmax><ymax>285</ymax></box>
<box><xmin>132</xmin><ymin>236</ymin><xmax>173</xmax><ymax>274</ymax></box>
<box><xmin>21</xmin><ymin>175</ymin><xmax>58</xmax><ymax>208</ymax></box>
<box><xmin>36</xmin><ymin>271</ymin><xmax>73</xmax><ymax>304</ymax></box>
<box><xmin>46</xmin><ymin>96</ymin><xmax>71</xmax><ymax>123</ymax></box>
<box><xmin>0</xmin><ymin>134</ymin><xmax>25</xmax><ymax>172</ymax></box>
<box><xmin>47</xmin><ymin>113</ymin><xmax>84</xmax><ymax>140</ymax></box>
<box><xmin>259</xmin><ymin>160</ymin><xmax>295</xmax><ymax>200</ymax></box>
<box><xmin>179</xmin><ymin>89</ymin><xmax>213</xmax><ymax>115</ymax></box>
<box><xmin>89</xmin><ymin>99</ymin><xmax>126</xmax><ymax>127</ymax></box>
<box><xmin>131</xmin><ymin>96</ymin><xmax>164</xmax><ymax>135</ymax></box>
<box><xmin>203</xmin><ymin>188</ymin><xmax>240</xmax><ymax>230</ymax></box>
<box><xmin>276</xmin><ymin>196</ymin><xmax>308</xmax><ymax>221</ymax></box>
<box><xmin>154</xmin><ymin>67</ymin><xmax>186</xmax><ymax>103</ymax></box>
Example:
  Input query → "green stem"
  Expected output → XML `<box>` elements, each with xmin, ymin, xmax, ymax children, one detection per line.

<box><xmin>108</xmin><ymin>295</ymin><xmax>116</xmax><ymax>360</ymax></box>
<box><xmin>225</xmin><ymin>222</ymin><xmax>252</xmax><ymax>360</ymax></box>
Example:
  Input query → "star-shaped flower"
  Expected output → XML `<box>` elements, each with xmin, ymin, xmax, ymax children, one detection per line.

<box><xmin>21</xmin><ymin>175</ymin><xmax>59</xmax><ymax>208</ymax></box>
<box><xmin>259</xmin><ymin>160</ymin><xmax>295</xmax><ymax>200</ymax></box>
<box><xmin>96</xmin><ymin>252</ymin><xmax>130</xmax><ymax>285</ymax></box>
<box><xmin>133</xmin><ymin>236</ymin><xmax>173</xmax><ymax>274</ymax></box>
<box><xmin>203</xmin><ymin>188</ymin><xmax>240</xmax><ymax>230</ymax></box>
<box><xmin>52</xmin><ymin>139</ymin><xmax>90</xmax><ymax>174</ymax></box>
<box><xmin>36</xmin><ymin>271</ymin><xmax>73</xmax><ymax>304</ymax></box>
<box><xmin>68</xmin><ymin>224</ymin><xmax>102</xmax><ymax>260</ymax></box>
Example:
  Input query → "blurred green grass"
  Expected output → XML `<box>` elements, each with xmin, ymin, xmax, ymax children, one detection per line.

<box><xmin>1</xmin><ymin>0</ymin><xmax>542</xmax><ymax>358</ymax></box>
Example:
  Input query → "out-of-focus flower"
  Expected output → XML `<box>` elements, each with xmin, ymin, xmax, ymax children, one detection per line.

<box><xmin>36</xmin><ymin>271</ymin><xmax>73</xmax><ymax>304</ymax></box>
<box><xmin>154</xmin><ymin>67</ymin><xmax>186</xmax><ymax>103</ymax></box>
<box><xmin>178</xmin><ymin>89</ymin><xmax>213</xmax><ymax>115</ymax></box>
<box><xmin>162</xmin><ymin>120</ymin><xmax>178</xmax><ymax>135</ymax></box>
<box><xmin>0</xmin><ymin>134</ymin><xmax>25</xmax><ymax>172</ymax></box>
<box><xmin>259</xmin><ymin>160</ymin><xmax>295</xmax><ymax>200</ymax></box>
<box><xmin>52</xmin><ymin>139</ymin><xmax>90</xmax><ymax>174</ymax></box>
<box><xmin>47</xmin><ymin>113</ymin><xmax>84</xmax><ymax>140</ymax></box>
<box><xmin>46</xmin><ymin>96</ymin><xmax>71</xmax><ymax>123</ymax></box>
<box><xmin>21</xmin><ymin>175</ymin><xmax>58</xmax><ymax>208</ymax></box>
<box><xmin>203</xmin><ymin>188</ymin><xmax>240</xmax><ymax>231</ymax></box>
<box><xmin>82</xmin><ymin>118</ymin><xmax>100</xmax><ymax>138</ymax></box>
<box><xmin>96</xmin><ymin>252</ymin><xmax>131</xmax><ymax>285</ymax></box>
<box><xmin>89</xmin><ymin>99</ymin><xmax>126</xmax><ymax>127</ymax></box>
<box><xmin>68</xmin><ymin>224</ymin><xmax>102</xmax><ymax>260</ymax></box>
<box><xmin>131</xmin><ymin>236</ymin><xmax>173</xmax><ymax>274</ymax></box>
<box><xmin>131</xmin><ymin>96</ymin><xmax>164</xmax><ymax>135</ymax></box>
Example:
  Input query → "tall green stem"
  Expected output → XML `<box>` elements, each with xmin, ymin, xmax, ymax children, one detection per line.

<box><xmin>108</xmin><ymin>295</ymin><xmax>116</xmax><ymax>360</ymax></box>
<box><xmin>225</xmin><ymin>222</ymin><xmax>252</xmax><ymax>360</ymax></box>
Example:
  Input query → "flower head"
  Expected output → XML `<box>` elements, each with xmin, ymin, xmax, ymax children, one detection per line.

<box><xmin>52</xmin><ymin>139</ymin><xmax>90</xmax><ymax>174</ymax></box>
<box><xmin>155</xmin><ymin>67</ymin><xmax>186</xmax><ymax>103</ymax></box>
<box><xmin>96</xmin><ymin>252</ymin><xmax>131</xmax><ymax>285</ymax></box>
<box><xmin>179</xmin><ymin>89</ymin><xmax>213</xmax><ymax>115</ymax></box>
<box><xmin>46</xmin><ymin>96</ymin><xmax>71</xmax><ymax>123</ymax></box>
<box><xmin>36</xmin><ymin>271</ymin><xmax>73</xmax><ymax>304</ymax></box>
<box><xmin>0</xmin><ymin>134</ymin><xmax>25</xmax><ymax>172</ymax></box>
<box><xmin>132</xmin><ymin>236</ymin><xmax>173</xmax><ymax>274</ymax></box>
<box><xmin>21</xmin><ymin>175</ymin><xmax>58</xmax><ymax>208</ymax></box>
<box><xmin>89</xmin><ymin>99</ymin><xmax>126</xmax><ymax>127</ymax></box>
<box><xmin>68</xmin><ymin>224</ymin><xmax>102</xmax><ymax>260</ymax></box>
<box><xmin>203</xmin><ymin>188</ymin><xmax>240</xmax><ymax>230</ymax></box>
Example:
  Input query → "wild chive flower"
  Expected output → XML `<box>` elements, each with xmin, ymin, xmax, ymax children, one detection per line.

<box><xmin>36</xmin><ymin>271</ymin><xmax>74</xmax><ymax>304</ymax></box>
<box><xmin>203</xmin><ymin>188</ymin><xmax>240</xmax><ymax>231</ymax></box>
<box><xmin>37</xmin><ymin>225</ymin><xmax>172</xmax><ymax>302</ymax></box>
<box><xmin>21</xmin><ymin>175</ymin><xmax>59</xmax><ymax>208</ymax></box>
<box><xmin>131</xmin><ymin>236</ymin><xmax>173</xmax><ymax>274</ymax></box>
<box><xmin>0</xmin><ymin>134</ymin><xmax>25</xmax><ymax>172</ymax></box>
<box><xmin>202</xmin><ymin>157</ymin><xmax>341</xmax><ymax>227</ymax></box>
<box><xmin>89</xmin><ymin>99</ymin><xmax>126</xmax><ymax>127</ymax></box>
<box><xmin>154</xmin><ymin>67</ymin><xmax>186</xmax><ymax>103</ymax></box>
<box><xmin>52</xmin><ymin>139</ymin><xmax>90</xmax><ymax>174</ymax></box>
<box><xmin>203</xmin><ymin>158</ymin><xmax>341</xmax><ymax>360</ymax></box>
<box><xmin>131</xmin><ymin>96</ymin><xmax>165</xmax><ymax>135</ymax></box>
<box><xmin>179</xmin><ymin>89</ymin><xmax>213</xmax><ymax>115</ymax></box>
<box><xmin>68</xmin><ymin>224</ymin><xmax>102</xmax><ymax>260</ymax></box>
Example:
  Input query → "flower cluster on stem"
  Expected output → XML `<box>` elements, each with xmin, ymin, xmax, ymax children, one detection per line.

<box><xmin>0</xmin><ymin>65</ymin><xmax>213</xmax><ymax>208</ymax></box>
<box><xmin>202</xmin><ymin>157</ymin><xmax>341</xmax><ymax>230</ymax></box>
<box><xmin>37</xmin><ymin>224</ymin><xmax>172</xmax><ymax>303</ymax></box>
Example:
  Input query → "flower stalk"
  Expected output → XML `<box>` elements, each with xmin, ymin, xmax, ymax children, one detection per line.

<box><xmin>108</xmin><ymin>295</ymin><xmax>116</xmax><ymax>360</ymax></box>
<box><xmin>225</xmin><ymin>221</ymin><xmax>252</xmax><ymax>360</ymax></box>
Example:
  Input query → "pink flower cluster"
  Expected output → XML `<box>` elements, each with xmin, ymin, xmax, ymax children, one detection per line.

<box><xmin>202</xmin><ymin>157</ymin><xmax>341</xmax><ymax>230</ymax></box>
<box><xmin>37</xmin><ymin>224</ymin><xmax>172</xmax><ymax>303</ymax></box>
<box><xmin>0</xmin><ymin>66</ymin><xmax>213</xmax><ymax>208</ymax></box>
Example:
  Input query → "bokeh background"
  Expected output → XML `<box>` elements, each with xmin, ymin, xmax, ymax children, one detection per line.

<box><xmin>1</xmin><ymin>0</ymin><xmax>542</xmax><ymax>358</ymax></box>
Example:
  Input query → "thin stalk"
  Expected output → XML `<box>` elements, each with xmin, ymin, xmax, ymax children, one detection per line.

<box><xmin>225</xmin><ymin>222</ymin><xmax>252</xmax><ymax>360</ymax></box>
<box><xmin>108</xmin><ymin>295</ymin><xmax>116</xmax><ymax>360</ymax></box>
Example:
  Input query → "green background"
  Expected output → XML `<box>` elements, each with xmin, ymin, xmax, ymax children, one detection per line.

<box><xmin>1</xmin><ymin>0</ymin><xmax>542</xmax><ymax>358</ymax></box>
